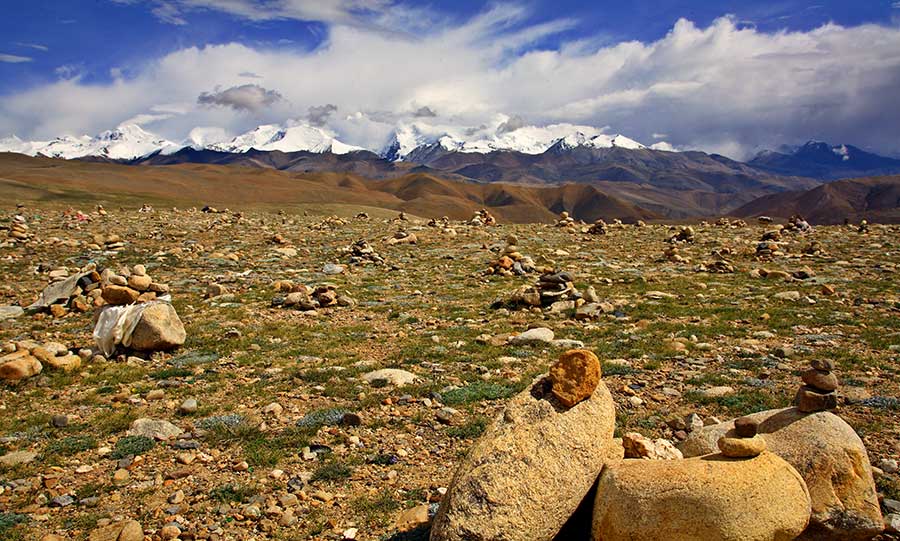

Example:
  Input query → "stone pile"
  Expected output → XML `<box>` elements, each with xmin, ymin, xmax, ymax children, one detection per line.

<box><xmin>310</xmin><ymin>215</ymin><xmax>347</xmax><ymax>230</ymax></box>
<box><xmin>858</xmin><ymin>220</ymin><xmax>870</xmax><ymax>234</ymax></box>
<box><xmin>794</xmin><ymin>359</ymin><xmax>839</xmax><ymax>413</ymax></box>
<box><xmin>0</xmin><ymin>340</ymin><xmax>86</xmax><ymax>382</ymax></box>
<box><xmin>585</xmin><ymin>219</ymin><xmax>608</xmax><ymax>234</ymax></box>
<box><xmin>469</xmin><ymin>209</ymin><xmax>497</xmax><ymax>226</ymax></box>
<box><xmin>386</xmin><ymin>229</ymin><xmax>417</xmax><ymax>245</ymax></box>
<box><xmin>88</xmin><ymin>233</ymin><xmax>127</xmax><ymax>252</ymax></box>
<box><xmin>755</xmin><ymin>238</ymin><xmax>784</xmax><ymax>259</ymax></box>
<box><xmin>485</xmin><ymin>235</ymin><xmax>537</xmax><ymax>276</ymax></box>
<box><xmin>493</xmin><ymin>271</ymin><xmax>583</xmax><ymax>311</ymax></box>
<box><xmin>4</xmin><ymin>214</ymin><xmax>32</xmax><ymax>244</ymax></box>
<box><xmin>427</xmin><ymin>216</ymin><xmax>450</xmax><ymax>228</ymax></box>
<box><xmin>695</xmin><ymin>256</ymin><xmax>735</xmax><ymax>273</ymax></box>
<box><xmin>344</xmin><ymin>239</ymin><xmax>384</xmax><ymax>265</ymax></box>
<box><xmin>668</xmin><ymin>225</ymin><xmax>695</xmax><ymax>243</ymax></box>
<box><xmin>554</xmin><ymin>211</ymin><xmax>577</xmax><ymax>229</ymax></box>
<box><xmin>663</xmin><ymin>245</ymin><xmax>690</xmax><ymax>263</ymax></box>
<box><xmin>27</xmin><ymin>264</ymin><xmax>103</xmax><ymax>317</ymax></box>
<box><xmin>101</xmin><ymin>264</ymin><xmax>170</xmax><ymax>306</ymax></box>
<box><xmin>272</xmin><ymin>282</ymin><xmax>355</xmax><ymax>312</ymax></box>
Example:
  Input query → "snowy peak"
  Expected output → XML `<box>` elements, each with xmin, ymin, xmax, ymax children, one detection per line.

<box><xmin>210</xmin><ymin>123</ymin><xmax>363</xmax><ymax>155</ymax></box>
<box><xmin>382</xmin><ymin>118</ymin><xmax>658</xmax><ymax>161</ymax></box>
<box><xmin>0</xmin><ymin>124</ymin><xmax>177</xmax><ymax>160</ymax></box>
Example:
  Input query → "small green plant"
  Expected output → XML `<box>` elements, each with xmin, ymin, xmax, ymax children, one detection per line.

<box><xmin>311</xmin><ymin>460</ymin><xmax>353</xmax><ymax>483</ymax></box>
<box><xmin>46</xmin><ymin>435</ymin><xmax>98</xmax><ymax>457</ymax></box>
<box><xmin>441</xmin><ymin>382</ymin><xmax>514</xmax><ymax>405</ymax></box>
<box><xmin>447</xmin><ymin>416</ymin><xmax>489</xmax><ymax>439</ymax></box>
<box><xmin>150</xmin><ymin>367</ymin><xmax>192</xmax><ymax>380</ymax></box>
<box><xmin>210</xmin><ymin>483</ymin><xmax>258</xmax><ymax>503</ymax></box>
<box><xmin>110</xmin><ymin>436</ymin><xmax>155</xmax><ymax>459</ymax></box>
<box><xmin>349</xmin><ymin>488</ymin><xmax>399</xmax><ymax>525</ymax></box>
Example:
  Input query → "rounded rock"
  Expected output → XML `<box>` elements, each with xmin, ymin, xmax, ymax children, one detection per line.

<box><xmin>718</xmin><ymin>435</ymin><xmax>767</xmax><ymax>458</ymax></box>
<box><xmin>549</xmin><ymin>349</ymin><xmax>601</xmax><ymax>408</ymax></box>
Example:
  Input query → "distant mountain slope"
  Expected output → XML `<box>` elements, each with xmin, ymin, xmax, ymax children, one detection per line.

<box><xmin>0</xmin><ymin>153</ymin><xmax>657</xmax><ymax>223</ymax></box>
<box><xmin>732</xmin><ymin>175</ymin><xmax>900</xmax><ymax>224</ymax></box>
<box><xmin>749</xmin><ymin>141</ymin><xmax>900</xmax><ymax>180</ymax></box>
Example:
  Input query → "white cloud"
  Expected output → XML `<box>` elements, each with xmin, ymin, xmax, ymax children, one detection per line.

<box><xmin>197</xmin><ymin>84</ymin><xmax>284</xmax><ymax>112</ymax></box>
<box><xmin>15</xmin><ymin>42</ymin><xmax>49</xmax><ymax>52</ymax></box>
<box><xmin>3</xmin><ymin>10</ymin><xmax>900</xmax><ymax>159</ymax></box>
<box><xmin>0</xmin><ymin>53</ymin><xmax>32</xmax><ymax>63</ymax></box>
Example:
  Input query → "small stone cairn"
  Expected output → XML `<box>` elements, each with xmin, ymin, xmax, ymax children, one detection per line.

<box><xmin>485</xmin><ymin>235</ymin><xmax>536</xmax><ymax>276</ymax></box>
<box><xmin>794</xmin><ymin>359</ymin><xmax>839</xmax><ymax>413</ymax></box>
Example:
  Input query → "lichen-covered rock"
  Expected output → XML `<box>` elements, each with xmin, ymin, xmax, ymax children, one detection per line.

<box><xmin>592</xmin><ymin>452</ymin><xmax>811</xmax><ymax>541</ymax></box>
<box><xmin>678</xmin><ymin>407</ymin><xmax>883</xmax><ymax>540</ymax></box>
<box><xmin>430</xmin><ymin>376</ymin><xmax>616</xmax><ymax>541</ymax></box>
<box><xmin>129</xmin><ymin>303</ymin><xmax>186</xmax><ymax>351</ymax></box>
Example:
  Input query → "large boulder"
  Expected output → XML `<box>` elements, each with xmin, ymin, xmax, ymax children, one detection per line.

<box><xmin>678</xmin><ymin>407</ymin><xmax>883</xmax><ymax>540</ymax></box>
<box><xmin>129</xmin><ymin>303</ymin><xmax>186</xmax><ymax>351</ymax></box>
<box><xmin>592</xmin><ymin>452</ymin><xmax>811</xmax><ymax>541</ymax></box>
<box><xmin>430</xmin><ymin>376</ymin><xmax>617</xmax><ymax>541</ymax></box>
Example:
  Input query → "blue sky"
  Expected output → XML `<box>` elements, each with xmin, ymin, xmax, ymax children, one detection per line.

<box><xmin>2</xmin><ymin>1</ymin><xmax>900</xmax><ymax>157</ymax></box>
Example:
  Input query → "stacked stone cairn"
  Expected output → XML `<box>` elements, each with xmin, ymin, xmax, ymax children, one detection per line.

<box><xmin>344</xmin><ymin>239</ymin><xmax>384</xmax><ymax>265</ymax></box>
<box><xmin>4</xmin><ymin>214</ymin><xmax>32</xmax><ymax>245</ymax></box>
<box><xmin>663</xmin><ymin>245</ymin><xmax>690</xmax><ymax>263</ymax></box>
<box><xmin>794</xmin><ymin>359</ymin><xmax>839</xmax><ymax>413</ymax></box>
<box><xmin>554</xmin><ymin>211</ymin><xmax>577</xmax><ymax>229</ymax></box>
<box><xmin>101</xmin><ymin>264</ymin><xmax>169</xmax><ymax>306</ymax></box>
<box><xmin>858</xmin><ymin>220</ymin><xmax>870</xmax><ymax>234</ymax></box>
<box><xmin>668</xmin><ymin>225</ymin><xmax>695</xmax><ymax>243</ymax></box>
<box><xmin>585</xmin><ymin>219</ymin><xmax>608</xmax><ymax>234</ymax></box>
<box><xmin>469</xmin><ymin>209</ymin><xmax>497</xmax><ymax>226</ymax></box>
<box><xmin>485</xmin><ymin>235</ymin><xmax>536</xmax><ymax>276</ymax></box>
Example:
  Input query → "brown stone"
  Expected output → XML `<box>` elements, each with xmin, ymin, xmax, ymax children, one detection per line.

<box><xmin>548</xmin><ymin>349</ymin><xmax>601</xmax><ymax>407</ymax></box>
<box><xmin>89</xmin><ymin>519</ymin><xmax>143</xmax><ymax>541</ymax></box>
<box><xmin>801</xmin><ymin>368</ymin><xmax>838</xmax><ymax>392</ymax></box>
<box><xmin>0</xmin><ymin>354</ymin><xmax>42</xmax><ymax>381</ymax></box>
<box><xmin>496</xmin><ymin>256</ymin><xmax>514</xmax><ymax>270</ymax></box>
<box><xmin>811</xmin><ymin>359</ymin><xmax>834</xmax><ymax>372</ymax></box>
<box><xmin>396</xmin><ymin>504</ymin><xmax>430</xmax><ymax>531</ymax></box>
<box><xmin>734</xmin><ymin>416</ymin><xmax>759</xmax><ymax>437</ymax></box>
<box><xmin>49</xmin><ymin>304</ymin><xmax>68</xmax><ymax>318</ymax></box>
<box><xmin>127</xmin><ymin>274</ymin><xmax>152</xmax><ymax>292</ymax></box>
<box><xmin>794</xmin><ymin>386</ymin><xmax>838</xmax><ymax>413</ymax></box>
<box><xmin>102</xmin><ymin>285</ymin><xmax>140</xmax><ymax>305</ymax></box>
<box><xmin>718</xmin><ymin>435</ymin><xmax>767</xmax><ymax>458</ymax></box>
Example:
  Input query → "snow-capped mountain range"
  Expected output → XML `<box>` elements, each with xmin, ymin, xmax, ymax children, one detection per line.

<box><xmin>0</xmin><ymin>120</ymin><xmax>674</xmax><ymax>162</ymax></box>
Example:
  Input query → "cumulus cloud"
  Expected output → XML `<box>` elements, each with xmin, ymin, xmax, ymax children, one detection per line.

<box><xmin>197</xmin><ymin>84</ymin><xmax>284</xmax><ymax>112</ymax></box>
<box><xmin>0</xmin><ymin>53</ymin><xmax>32</xmax><ymax>63</ymax></box>
<box><xmin>306</xmin><ymin>103</ymin><xmax>338</xmax><ymax>126</ymax></box>
<box><xmin>496</xmin><ymin>115</ymin><xmax>527</xmax><ymax>134</ymax></box>
<box><xmin>3</xmin><ymin>8</ymin><xmax>900</xmax><ymax>158</ymax></box>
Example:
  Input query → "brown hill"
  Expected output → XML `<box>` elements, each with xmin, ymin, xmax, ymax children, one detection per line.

<box><xmin>0</xmin><ymin>153</ymin><xmax>657</xmax><ymax>223</ymax></box>
<box><xmin>732</xmin><ymin>175</ymin><xmax>900</xmax><ymax>224</ymax></box>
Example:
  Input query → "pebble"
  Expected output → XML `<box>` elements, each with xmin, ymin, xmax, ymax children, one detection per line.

<box><xmin>178</xmin><ymin>398</ymin><xmax>198</xmax><ymax>414</ymax></box>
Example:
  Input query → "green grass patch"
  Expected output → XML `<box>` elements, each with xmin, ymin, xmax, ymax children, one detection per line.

<box><xmin>442</xmin><ymin>382</ymin><xmax>515</xmax><ymax>405</ymax></box>
<box><xmin>311</xmin><ymin>459</ymin><xmax>353</xmax><ymax>483</ymax></box>
<box><xmin>210</xmin><ymin>483</ymin><xmax>258</xmax><ymax>503</ymax></box>
<box><xmin>110</xmin><ymin>435</ymin><xmax>155</xmax><ymax>459</ymax></box>
<box><xmin>46</xmin><ymin>435</ymin><xmax>97</xmax><ymax>457</ymax></box>
<box><xmin>446</xmin><ymin>416</ymin><xmax>489</xmax><ymax>439</ymax></box>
